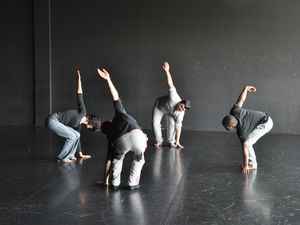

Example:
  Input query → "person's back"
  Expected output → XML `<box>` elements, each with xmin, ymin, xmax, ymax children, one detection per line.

<box><xmin>106</xmin><ymin>99</ymin><xmax>141</xmax><ymax>142</ymax></box>
<box><xmin>230</xmin><ymin>105</ymin><xmax>267</xmax><ymax>143</ymax></box>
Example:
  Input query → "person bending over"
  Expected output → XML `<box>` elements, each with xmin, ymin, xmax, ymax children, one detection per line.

<box><xmin>222</xmin><ymin>85</ymin><xmax>273</xmax><ymax>174</ymax></box>
<box><xmin>46</xmin><ymin>70</ymin><xmax>101</xmax><ymax>163</ymax></box>
<box><xmin>152</xmin><ymin>62</ymin><xmax>191</xmax><ymax>148</ymax></box>
<box><xmin>97</xmin><ymin>68</ymin><xmax>148</xmax><ymax>190</ymax></box>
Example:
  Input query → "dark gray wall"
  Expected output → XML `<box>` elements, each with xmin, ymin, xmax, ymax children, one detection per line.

<box><xmin>0</xmin><ymin>0</ymin><xmax>34</xmax><ymax>125</ymax></box>
<box><xmin>2</xmin><ymin>0</ymin><xmax>300</xmax><ymax>135</ymax></box>
<box><xmin>47</xmin><ymin>0</ymin><xmax>300</xmax><ymax>134</ymax></box>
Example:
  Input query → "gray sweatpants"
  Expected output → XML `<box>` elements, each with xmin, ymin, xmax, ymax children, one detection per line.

<box><xmin>152</xmin><ymin>106</ymin><xmax>176</xmax><ymax>144</ymax></box>
<box><xmin>111</xmin><ymin>129</ymin><xmax>148</xmax><ymax>186</ymax></box>
<box><xmin>247</xmin><ymin>117</ymin><xmax>273</xmax><ymax>167</ymax></box>
<box><xmin>46</xmin><ymin>113</ymin><xmax>80</xmax><ymax>160</ymax></box>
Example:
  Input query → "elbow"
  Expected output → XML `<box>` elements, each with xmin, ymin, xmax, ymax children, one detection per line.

<box><xmin>113</xmin><ymin>94</ymin><xmax>119</xmax><ymax>101</ymax></box>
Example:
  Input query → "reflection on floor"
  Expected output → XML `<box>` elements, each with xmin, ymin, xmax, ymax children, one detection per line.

<box><xmin>0</xmin><ymin>126</ymin><xmax>299</xmax><ymax>225</ymax></box>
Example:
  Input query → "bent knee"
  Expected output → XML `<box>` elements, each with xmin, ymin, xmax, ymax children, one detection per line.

<box><xmin>69</xmin><ymin>132</ymin><xmax>80</xmax><ymax>140</ymax></box>
<box><xmin>153</xmin><ymin>120</ymin><xmax>162</xmax><ymax>127</ymax></box>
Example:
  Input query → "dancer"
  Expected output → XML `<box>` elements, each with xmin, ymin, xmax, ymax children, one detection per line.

<box><xmin>46</xmin><ymin>70</ymin><xmax>101</xmax><ymax>163</ymax></box>
<box><xmin>222</xmin><ymin>85</ymin><xmax>273</xmax><ymax>174</ymax></box>
<box><xmin>152</xmin><ymin>62</ymin><xmax>191</xmax><ymax>148</ymax></box>
<box><xmin>97</xmin><ymin>68</ymin><xmax>147</xmax><ymax>190</ymax></box>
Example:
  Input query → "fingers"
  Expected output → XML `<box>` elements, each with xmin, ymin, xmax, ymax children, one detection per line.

<box><xmin>175</xmin><ymin>143</ymin><xmax>184</xmax><ymax>149</ymax></box>
<box><xmin>97</xmin><ymin>68</ymin><xmax>105</xmax><ymax>78</ymax></box>
<box><xmin>102</xmin><ymin>68</ymin><xmax>109</xmax><ymax>74</ymax></box>
<box><xmin>242</xmin><ymin>168</ymin><xmax>249</xmax><ymax>174</ymax></box>
<box><xmin>163</xmin><ymin>62</ymin><xmax>169</xmax><ymax>70</ymax></box>
<box><xmin>247</xmin><ymin>85</ymin><xmax>256</xmax><ymax>92</ymax></box>
<box><xmin>97</xmin><ymin>68</ymin><xmax>109</xmax><ymax>78</ymax></box>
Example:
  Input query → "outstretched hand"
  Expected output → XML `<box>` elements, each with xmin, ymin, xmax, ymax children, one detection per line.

<box><xmin>97</xmin><ymin>68</ymin><xmax>110</xmax><ymax>80</ymax></box>
<box><xmin>246</xmin><ymin>85</ymin><xmax>256</xmax><ymax>93</ymax></box>
<box><xmin>162</xmin><ymin>62</ymin><xmax>170</xmax><ymax>72</ymax></box>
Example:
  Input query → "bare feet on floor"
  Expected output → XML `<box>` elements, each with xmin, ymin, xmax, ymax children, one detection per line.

<box><xmin>154</xmin><ymin>142</ymin><xmax>162</xmax><ymax>148</ymax></box>
<box><xmin>79</xmin><ymin>154</ymin><xmax>91</xmax><ymax>159</ymax></box>
<box><xmin>241</xmin><ymin>164</ymin><xmax>257</xmax><ymax>170</ymax></box>
<box><xmin>169</xmin><ymin>143</ymin><xmax>177</xmax><ymax>148</ymax></box>
<box><xmin>57</xmin><ymin>159</ymin><xmax>73</xmax><ymax>163</ymax></box>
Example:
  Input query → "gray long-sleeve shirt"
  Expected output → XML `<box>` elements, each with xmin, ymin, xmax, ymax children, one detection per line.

<box><xmin>155</xmin><ymin>86</ymin><xmax>185</xmax><ymax>126</ymax></box>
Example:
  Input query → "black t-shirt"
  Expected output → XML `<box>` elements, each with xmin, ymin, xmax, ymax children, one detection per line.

<box><xmin>106</xmin><ymin>99</ymin><xmax>141</xmax><ymax>142</ymax></box>
<box><xmin>56</xmin><ymin>93</ymin><xmax>87</xmax><ymax>152</ymax></box>
<box><xmin>230</xmin><ymin>105</ymin><xmax>267</xmax><ymax>143</ymax></box>
<box><xmin>56</xmin><ymin>94</ymin><xmax>87</xmax><ymax>128</ymax></box>
<box><xmin>106</xmin><ymin>99</ymin><xmax>141</xmax><ymax>160</ymax></box>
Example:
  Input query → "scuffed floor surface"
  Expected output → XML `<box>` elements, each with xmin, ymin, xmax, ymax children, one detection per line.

<box><xmin>0</xmin><ymin>126</ymin><xmax>299</xmax><ymax>225</ymax></box>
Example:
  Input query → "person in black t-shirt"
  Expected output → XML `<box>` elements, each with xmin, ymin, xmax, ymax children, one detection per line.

<box><xmin>46</xmin><ymin>70</ymin><xmax>101</xmax><ymax>163</ymax></box>
<box><xmin>97</xmin><ymin>68</ymin><xmax>148</xmax><ymax>190</ymax></box>
<box><xmin>222</xmin><ymin>85</ymin><xmax>273</xmax><ymax>174</ymax></box>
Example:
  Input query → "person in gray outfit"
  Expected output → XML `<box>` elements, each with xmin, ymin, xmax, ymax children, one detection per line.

<box><xmin>222</xmin><ymin>85</ymin><xmax>273</xmax><ymax>174</ymax></box>
<box><xmin>46</xmin><ymin>70</ymin><xmax>101</xmax><ymax>163</ymax></box>
<box><xmin>152</xmin><ymin>62</ymin><xmax>191</xmax><ymax>148</ymax></box>
<box><xmin>97</xmin><ymin>68</ymin><xmax>148</xmax><ymax>190</ymax></box>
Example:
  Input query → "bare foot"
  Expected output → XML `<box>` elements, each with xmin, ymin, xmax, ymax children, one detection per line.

<box><xmin>57</xmin><ymin>159</ymin><xmax>73</xmax><ymax>163</ymax></box>
<box><xmin>249</xmin><ymin>166</ymin><xmax>257</xmax><ymax>170</ymax></box>
<box><xmin>79</xmin><ymin>154</ymin><xmax>91</xmax><ymax>159</ymax></box>
<box><xmin>96</xmin><ymin>181</ymin><xmax>109</xmax><ymax>187</ymax></box>
<box><xmin>241</xmin><ymin>164</ymin><xmax>257</xmax><ymax>170</ymax></box>
<box><xmin>154</xmin><ymin>142</ymin><xmax>162</xmax><ymax>148</ymax></box>
<box><xmin>69</xmin><ymin>156</ymin><xmax>77</xmax><ymax>161</ymax></box>
<box><xmin>169</xmin><ymin>143</ymin><xmax>177</xmax><ymax>148</ymax></box>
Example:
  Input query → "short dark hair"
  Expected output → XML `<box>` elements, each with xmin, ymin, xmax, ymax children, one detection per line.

<box><xmin>222</xmin><ymin>115</ymin><xmax>236</xmax><ymax>129</ymax></box>
<box><xmin>181</xmin><ymin>99</ymin><xmax>192</xmax><ymax>110</ymax></box>
<box><xmin>101</xmin><ymin>121</ymin><xmax>113</xmax><ymax>135</ymax></box>
<box><xmin>86</xmin><ymin>114</ymin><xmax>101</xmax><ymax>133</ymax></box>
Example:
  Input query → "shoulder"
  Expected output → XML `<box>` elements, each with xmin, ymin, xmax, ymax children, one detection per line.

<box><xmin>230</xmin><ymin>104</ymin><xmax>243</xmax><ymax>114</ymax></box>
<box><xmin>169</xmin><ymin>86</ymin><xmax>178</xmax><ymax>94</ymax></box>
<box><xmin>230</xmin><ymin>105</ymin><xmax>238</xmax><ymax>114</ymax></box>
<box><xmin>113</xmin><ymin>98</ymin><xmax>127</xmax><ymax>113</ymax></box>
<box><xmin>113</xmin><ymin>99</ymin><xmax>122</xmax><ymax>107</ymax></box>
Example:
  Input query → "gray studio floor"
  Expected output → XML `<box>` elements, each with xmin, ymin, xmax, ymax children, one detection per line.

<box><xmin>0</xmin><ymin>126</ymin><xmax>299</xmax><ymax>225</ymax></box>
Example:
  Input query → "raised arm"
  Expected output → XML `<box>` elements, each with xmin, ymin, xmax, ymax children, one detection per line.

<box><xmin>76</xmin><ymin>70</ymin><xmax>87</xmax><ymax>114</ymax></box>
<box><xmin>163</xmin><ymin>62</ymin><xmax>175</xmax><ymax>89</ymax></box>
<box><xmin>97</xmin><ymin>68</ymin><xmax>119</xmax><ymax>101</ymax></box>
<box><xmin>235</xmin><ymin>85</ymin><xmax>256</xmax><ymax>107</ymax></box>
<box><xmin>77</xmin><ymin>70</ymin><xmax>83</xmax><ymax>94</ymax></box>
